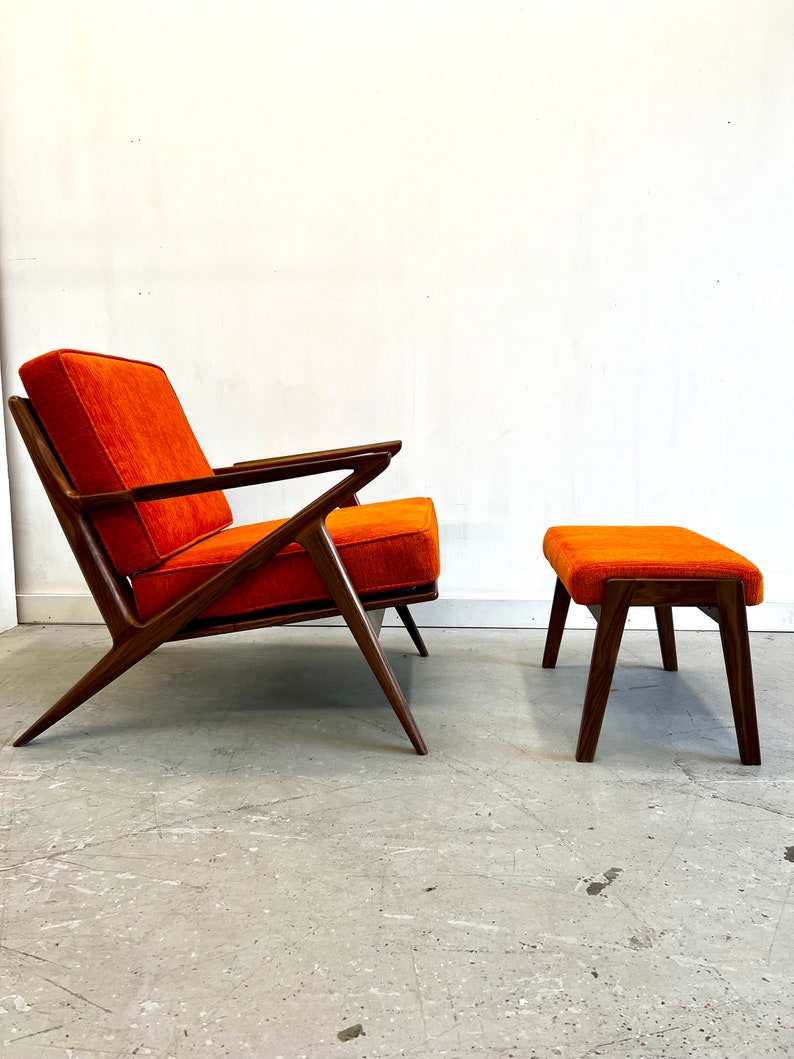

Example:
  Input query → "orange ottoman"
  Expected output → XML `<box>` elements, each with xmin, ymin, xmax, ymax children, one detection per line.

<box><xmin>541</xmin><ymin>526</ymin><xmax>764</xmax><ymax>764</ymax></box>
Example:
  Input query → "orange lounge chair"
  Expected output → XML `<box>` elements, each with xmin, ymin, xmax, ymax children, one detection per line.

<box><xmin>10</xmin><ymin>349</ymin><xmax>440</xmax><ymax>753</ymax></box>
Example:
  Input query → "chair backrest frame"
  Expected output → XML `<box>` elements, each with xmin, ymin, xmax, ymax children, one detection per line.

<box><xmin>9</xmin><ymin>396</ymin><xmax>138</xmax><ymax>640</ymax></box>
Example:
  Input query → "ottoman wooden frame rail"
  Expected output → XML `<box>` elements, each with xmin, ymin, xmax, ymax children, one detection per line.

<box><xmin>541</xmin><ymin>526</ymin><xmax>764</xmax><ymax>764</ymax></box>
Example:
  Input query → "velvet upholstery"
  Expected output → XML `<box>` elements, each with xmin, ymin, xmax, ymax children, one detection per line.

<box><xmin>19</xmin><ymin>347</ymin><xmax>441</xmax><ymax>622</ymax></box>
<box><xmin>132</xmin><ymin>497</ymin><xmax>440</xmax><ymax>620</ymax></box>
<box><xmin>543</xmin><ymin>525</ymin><xmax>764</xmax><ymax>606</ymax></box>
<box><xmin>20</xmin><ymin>349</ymin><xmax>232</xmax><ymax>575</ymax></box>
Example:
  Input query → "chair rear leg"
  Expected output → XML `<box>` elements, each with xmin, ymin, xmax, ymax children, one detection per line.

<box><xmin>576</xmin><ymin>580</ymin><xmax>634</xmax><ymax>762</ymax></box>
<box><xmin>715</xmin><ymin>581</ymin><xmax>761</xmax><ymax>765</ymax></box>
<box><xmin>299</xmin><ymin>523</ymin><xmax>428</xmax><ymax>755</ymax></box>
<box><xmin>395</xmin><ymin>605</ymin><xmax>429</xmax><ymax>657</ymax></box>
<box><xmin>654</xmin><ymin>606</ymin><xmax>678</xmax><ymax>671</ymax></box>
<box><xmin>542</xmin><ymin>577</ymin><xmax>571</xmax><ymax>669</ymax></box>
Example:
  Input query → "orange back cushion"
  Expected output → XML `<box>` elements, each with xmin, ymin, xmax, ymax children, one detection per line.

<box><xmin>20</xmin><ymin>349</ymin><xmax>232</xmax><ymax>575</ymax></box>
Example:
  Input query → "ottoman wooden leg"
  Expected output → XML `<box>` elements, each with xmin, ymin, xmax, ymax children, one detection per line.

<box><xmin>576</xmin><ymin>579</ymin><xmax>635</xmax><ymax>762</ymax></box>
<box><xmin>654</xmin><ymin>606</ymin><xmax>678</xmax><ymax>671</ymax></box>
<box><xmin>542</xmin><ymin>577</ymin><xmax>571</xmax><ymax>669</ymax></box>
<box><xmin>715</xmin><ymin>580</ymin><xmax>761</xmax><ymax>765</ymax></box>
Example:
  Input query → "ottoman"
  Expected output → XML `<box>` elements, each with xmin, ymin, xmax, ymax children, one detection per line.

<box><xmin>542</xmin><ymin>526</ymin><xmax>764</xmax><ymax>764</ymax></box>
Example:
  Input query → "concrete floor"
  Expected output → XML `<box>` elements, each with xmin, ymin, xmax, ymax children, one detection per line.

<box><xmin>1</xmin><ymin>622</ymin><xmax>793</xmax><ymax>1059</ymax></box>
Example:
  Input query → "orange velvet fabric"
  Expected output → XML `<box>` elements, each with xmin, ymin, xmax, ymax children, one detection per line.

<box><xmin>131</xmin><ymin>497</ymin><xmax>440</xmax><ymax>620</ymax></box>
<box><xmin>20</xmin><ymin>349</ymin><xmax>233</xmax><ymax>575</ymax></box>
<box><xmin>543</xmin><ymin>526</ymin><xmax>764</xmax><ymax>606</ymax></box>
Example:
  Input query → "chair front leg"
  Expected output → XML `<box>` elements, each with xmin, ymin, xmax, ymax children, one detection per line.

<box><xmin>542</xmin><ymin>577</ymin><xmax>571</xmax><ymax>669</ymax></box>
<box><xmin>715</xmin><ymin>580</ymin><xmax>761</xmax><ymax>765</ymax></box>
<box><xmin>576</xmin><ymin>579</ymin><xmax>635</xmax><ymax>762</ymax></box>
<box><xmin>298</xmin><ymin>522</ymin><xmax>428</xmax><ymax>755</ymax></box>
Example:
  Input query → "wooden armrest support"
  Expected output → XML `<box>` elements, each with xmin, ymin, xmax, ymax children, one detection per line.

<box><xmin>133</xmin><ymin>450</ymin><xmax>396</xmax><ymax>633</ymax></box>
<box><xmin>76</xmin><ymin>451</ymin><xmax>392</xmax><ymax>509</ymax></box>
<box><xmin>218</xmin><ymin>439</ymin><xmax>402</xmax><ymax>474</ymax></box>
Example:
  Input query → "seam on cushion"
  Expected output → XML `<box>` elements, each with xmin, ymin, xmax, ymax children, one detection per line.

<box><xmin>330</xmin><ymin>500</ymin><xmax>434</xmax><ymax>525</ymax></box>
<box><xmin>134</xmin><ymin>503</ymin><xmax>436</xmax><ymax>577</ymax></box>
<box><xmin>127</xmin><ymin>524</ymin><xmax>227</xmax><ymax>577</ymax></box>
<box><xmin>332</xmin><ymin>511</ymin><xmax>435</xmax><ymax>544</ymax></box>
<box><xmin>133</xmin><ymin>573</ymin><xmax>434</xmax><ymax>617</ymax></box>
<box><xmin>547</xmin><ymin>528</ymin><xmax>748</xmax><ymax>561</ymax></box>
<box><xmin>134</xmin><ymin>532</ymin><xmax>439</xmax><ymax>580</ymax></box>
<box><xmin>572</xmin><ymin>554</ymin><xmax>759</xmax><ymax>573</ymax></box>
<box><xmin>329</xmin><ymin>526</ymin><xmax>433</xmax><ymax>547</ymax></box>
<box><xmin>139</xmin><ymin>527</ymin><xmax>437</xmax><ymax>576</ymax></box>
<box><xmin>135</xmin><ymin>545</ymin><xmax>299</xmax><ymax>580</ymax></box>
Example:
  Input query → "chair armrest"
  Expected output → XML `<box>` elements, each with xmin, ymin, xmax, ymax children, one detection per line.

<box><xmin>214</xmin><ymin>439</ymin><xmax>402</xmax><ymax>475</ymax></box>
<box><xmin>76</xmin><ymin>450</ymin><xmax>393</xmax><ymax>509</ymax></box>
<box><xmin>126</xmin><ymin>448</ymin><xmax>399</xmax><ymax>630</ymax></box>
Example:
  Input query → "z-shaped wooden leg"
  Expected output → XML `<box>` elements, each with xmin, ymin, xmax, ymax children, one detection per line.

<box><xmin>299</xmin><ymin>522</ymin><xmax>428</xmax><ymax>755</ymax></box>
<box><xmin>13</xmin><ymin>628</ymin><xmax>163</xmax><ymax>747</ymax></box>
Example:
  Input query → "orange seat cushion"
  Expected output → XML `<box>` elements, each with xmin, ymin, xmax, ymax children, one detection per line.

<box><xmin>20</xmin><ymin>349</ymin><xmax>233</xmax><ymax>575</ymax></box>
<box><xmin>543</xmin><ymin>526</ymin><xmax>763</xmax><ymax>606</ymax></box>
<box><xmin>132</xmin><ymin>497</ymin><xmax>440</xmax><ymax>620</ymax></box>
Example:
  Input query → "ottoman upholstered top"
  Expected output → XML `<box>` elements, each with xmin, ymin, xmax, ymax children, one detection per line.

<box><xmin>543</xmin><ymin>526</ymin><xmax>764</xmax><ymax>607</ymax></box>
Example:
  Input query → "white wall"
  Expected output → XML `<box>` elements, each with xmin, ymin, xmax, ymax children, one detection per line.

<box><xmin>0</xmin><ymin>391</ymin><xmax>17</xmax><ymax>631</ymax></box>
<box><xmin>1</xmin><ymin>0</ymin><xmax>793</xmax><ymax>629</ymax></box>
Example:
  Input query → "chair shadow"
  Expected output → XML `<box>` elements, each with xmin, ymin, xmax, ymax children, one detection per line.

<box><xmin>8</xmin><ymin>627</ymin><xmax>422</xmax><ymax>758</ymax></box>
<box><xmin>522</xmin><ymin>629</ymin><xmax>740</xmax><ymax>764</ymax></box>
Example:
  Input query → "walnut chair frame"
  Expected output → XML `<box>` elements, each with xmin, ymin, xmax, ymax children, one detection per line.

<box><xmin>9</xmin><ymin>396</ymin><xmax>437</xmax><ymax>753</ymax></box>
<box><xmin>542</xmin><ymin>576</ymin><xmax>761</xmax><ymax>765</ymax></box>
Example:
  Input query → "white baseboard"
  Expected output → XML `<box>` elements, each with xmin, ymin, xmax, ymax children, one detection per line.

<box><xmin>14</xmin><ymin>593</ymin><xmax>794</xmax><ymax>632</ymax></box>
